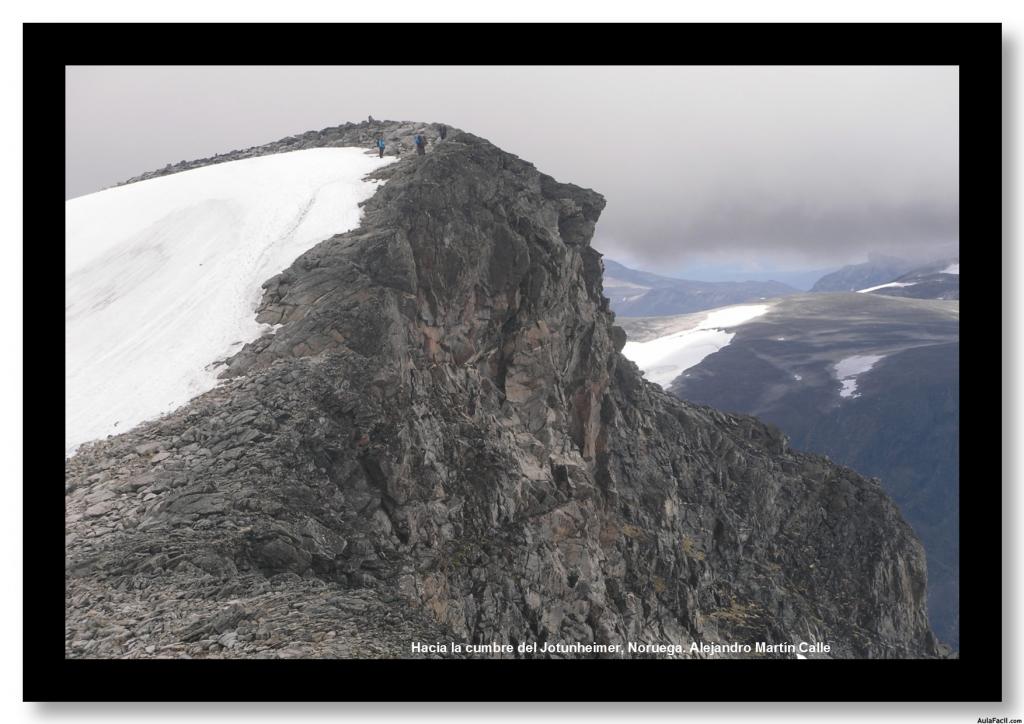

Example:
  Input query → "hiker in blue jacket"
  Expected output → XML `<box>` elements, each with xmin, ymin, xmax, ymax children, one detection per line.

<box><xmin>376</xmin><ymin>137</ymin><xmax>386</xmax><ymax>158</ymax></box>
<box><xmin>414</xmin><ymin>133</ymin><xmax>426</xmax><ymax>156</ymax></box>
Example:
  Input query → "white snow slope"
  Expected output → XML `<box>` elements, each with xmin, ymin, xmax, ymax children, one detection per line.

<box><xmin>66</xmin><ymin>148</ymin><xmax>394</xmax><ymax>456</ymax></box>
<box><xmin>622</xmin><ymin>304</ymin><xmax>769</xmax><ymax>387</ymax></box>
<box><xmin>857</xmin><ymin>281</ymin><xmax>916</xmax><ymax>294</ymax></box>
<box><xmin>834</xmin><ymin>354</ymin><xmax>885</xmax><ymax>398</ymax></box>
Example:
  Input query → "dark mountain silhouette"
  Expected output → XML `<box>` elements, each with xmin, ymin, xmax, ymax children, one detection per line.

<box><xmin>859</xmin><ymin>259</ymin><xmax>959</xmax><ymax>300</ymax></box>
<box><xmin>810</xmin><ymin>254</ymin><xmax>917</xmax><ymax>293</ymax></box>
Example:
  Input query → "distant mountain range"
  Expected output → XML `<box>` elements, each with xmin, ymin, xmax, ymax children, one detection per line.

<box><xmin>810</xmin><ymin>254</ymin><xmax>960</xmax><ymax>301</ymax></box>
<box><xmin>602</xmin><ymin>259</ymin><xmax>798</xmax><ymax>316</ymax></box>
<box><xmin>618</xmin><ymin>292</ymin><xmax>960</xmax><ymax>649</ymax></box>
<box><xmin>810</xmin><ymin>254</ymin><xmax>918</xmax><ymax>292</ymax></box>
<box><xmin>855</xmin><ymin>260</ymin><xmax>959</xmax><ymax>300</ymax></box>
<box><xmin>601</xmin><ymin>254</ymin><xmax>958</xmax><ymax>319</ymax></box>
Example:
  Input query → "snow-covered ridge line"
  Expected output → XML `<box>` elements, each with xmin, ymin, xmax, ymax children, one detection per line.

<box><xmin>66</xmin><ymin>148</ymin><xmax>395</xmax><ymax>456</ymax></box>
<box><xmin>621</xmin><ymin>304</ymin><xmax>769</xmax><ymax>387</ymax></box>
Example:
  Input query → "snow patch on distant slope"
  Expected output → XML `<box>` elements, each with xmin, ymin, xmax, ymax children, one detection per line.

<box><xmin>697</xmin><ymin>305</ymin><xmax>770</xmax><ymax>330</ymax></box>
<box><xmin>834</xmin><ymin>354</ymin><xmax>885</xmax><ymax>398</ymax></box>
<box><xmin>622</xmin><ymin>304</ymin><xmax>769</xmax><ymax>387</ymax></box>
<box><xmin>940</xmin><ymin>262</ymin><xmax>960</xmax><ymax>275</ymax></box>
<box><xmin>65</xmin><ymin>147</ymin><xmax>394</xmax><ymax>456</ymax></box>
<box><xmin>857</xmin><ymin>281</ymin><xmax>916</xmax><ymax>294</ymax></box>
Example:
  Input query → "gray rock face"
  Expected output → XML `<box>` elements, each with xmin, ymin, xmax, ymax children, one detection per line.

<box><xmin>66</xmin><ymin>125</ymin><xmax>944</xmax><ymax>659</ymax></box>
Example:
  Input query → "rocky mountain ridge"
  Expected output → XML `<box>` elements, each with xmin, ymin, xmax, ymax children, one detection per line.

<box><xmin>115</xmin><ymin>119</ymin><xmax>446</xmax><ymax>188</ymax></box>
<box><xmin>66</xmin><ymin>121</ymin><xmax>945</xmax><ymax>659</ymax></box>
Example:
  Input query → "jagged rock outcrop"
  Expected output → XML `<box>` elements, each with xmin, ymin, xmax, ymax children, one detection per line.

<box><xmin>66</xmin><ymin>122</ymin><xmax>944</xmax><ymax>659</ymax></box>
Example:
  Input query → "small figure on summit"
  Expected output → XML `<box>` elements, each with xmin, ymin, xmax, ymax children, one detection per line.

<box><xmin>414</xmin><ymin>133</ymin><xmax>426</xmax><ymax>156</ymax></box>
<box><xmin>376</xmin><ymin>137</ymin><xmax>386</xmax><ymax>158</ymax></box>
<box><xmin>438</xmin><ymin>124</ymin><xmax>448</xmax><ymax>141</ymax></box>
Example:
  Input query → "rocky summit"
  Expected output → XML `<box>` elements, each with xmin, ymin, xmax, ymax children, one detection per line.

<box><xmin>65</xmin><ymin>121</ymin><xmax>945</xmax><ymax>659</ymax></box>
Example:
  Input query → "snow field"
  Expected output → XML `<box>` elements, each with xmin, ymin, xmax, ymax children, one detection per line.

<box><xmin>65</xmin><ymin>148</ymin><xmax>394</xmax><ymax>455</ymax></box>
<box><xmin>622</xmin><ymin>304</ymin><xmax>769</xmax><ymax>388</ymax></box>
<box><xmin>833</xmin><ymin>354</ymin><xmax>885</xmax><ymax>398</ymax></box>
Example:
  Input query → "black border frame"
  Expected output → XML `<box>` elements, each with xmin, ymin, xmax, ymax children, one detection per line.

<box><xmin>34</xmin><ymin>21</ymin><xmax>1000</xmax><ymax>702</ymax></box>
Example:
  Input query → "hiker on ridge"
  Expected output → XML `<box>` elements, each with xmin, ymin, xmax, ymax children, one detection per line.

<box><xmin>414</xmin><ymin>133</ymin><xmax>426</xmax><ymax>156</ymax></box>
<box><xmin>376</xmin><ymin>137</ymin><xmax>386</xmax><ymax>158</ymax></box>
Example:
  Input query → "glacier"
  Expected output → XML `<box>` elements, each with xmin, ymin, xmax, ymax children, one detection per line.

<box><xmin>621</xmin><ymin>304</ymin><xmax>769</xmax><ymax>387</ymax></box>
<box><xmin>65</xmin><ymin>148</ymin><xmax>393</xmax><ymax>455</ymax></box>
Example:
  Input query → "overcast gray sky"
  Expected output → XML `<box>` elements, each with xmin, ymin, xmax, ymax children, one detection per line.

<box><xmin>65</xmin><ymin>65</ymin><xmax>958</xmax><ymax>279</ymax></box>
